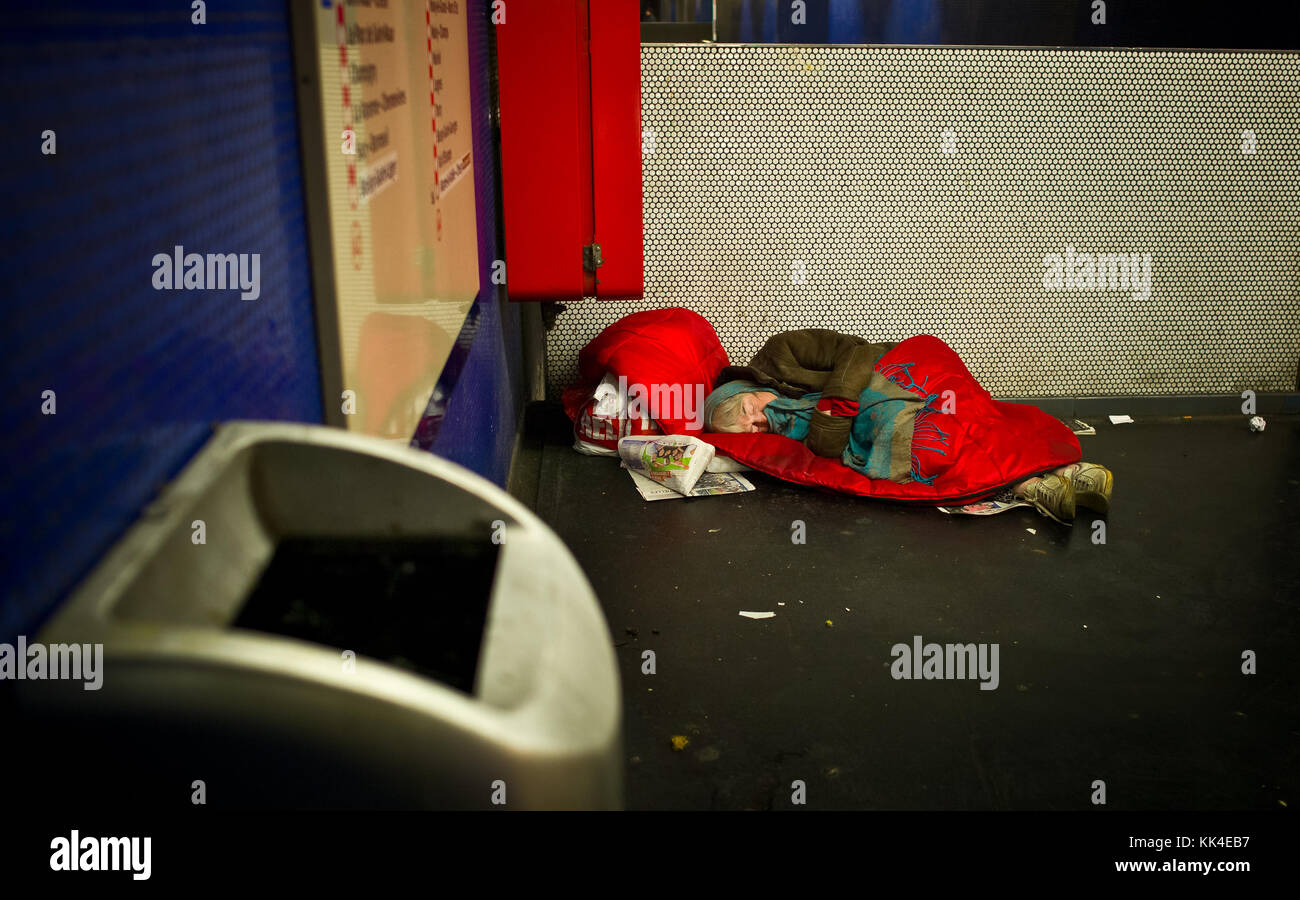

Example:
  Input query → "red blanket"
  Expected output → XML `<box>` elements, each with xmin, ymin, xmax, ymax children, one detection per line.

<box><xmin>563</xmin><ymin>308</ymin><xmax>1081</xmax><ymax>504</ymax></box>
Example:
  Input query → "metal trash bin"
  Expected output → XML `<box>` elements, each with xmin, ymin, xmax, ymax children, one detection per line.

<box><xmin>20</xmin><ymin>422</ymin><xmax>622</xmax><ymax>809</ymax></box>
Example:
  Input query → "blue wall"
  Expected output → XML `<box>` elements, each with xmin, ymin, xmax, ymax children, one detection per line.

<box><xmin>1</xmin><ymin>0</ymin><xmax>523</xmax><ymax>642</ymax></box>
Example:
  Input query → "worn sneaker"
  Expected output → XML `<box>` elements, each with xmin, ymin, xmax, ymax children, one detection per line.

<box><xmin>1067</xmin><ymin>462</ymin><xmax>1113</xmax><ymax>513</ymax></box>
<box><xmin>1020</xmin><ymin>473</ymin><xmax>1076</xmax><ymax>525</ymax></box>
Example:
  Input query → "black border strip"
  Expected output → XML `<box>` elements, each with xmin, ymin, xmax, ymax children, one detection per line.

<box><xmin>999</xmin><ymin>393</ymin><xmax>1300</xmax><ymax>418</ymax></box>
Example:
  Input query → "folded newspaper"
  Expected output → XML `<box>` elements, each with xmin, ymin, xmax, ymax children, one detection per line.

<box><xmin>937</xmin><ymin>486</ymin><xmax>1029</xmax><ymax>516</ymax></box>
<box><xmin>626</xmin><ymin>468</ymin><xmax>757</xmax><ymax>501</ymax></box>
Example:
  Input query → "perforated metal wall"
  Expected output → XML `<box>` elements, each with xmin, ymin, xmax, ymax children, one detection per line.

<box><xmin>546</xmin><ymin>44</ymin><xmax>1300</xmax><ymax>398</ymax></box>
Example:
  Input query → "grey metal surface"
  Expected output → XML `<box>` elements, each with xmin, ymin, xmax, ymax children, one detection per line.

<box><xmin>547</xmin><ymin>44</ymin><xmax>1300</xmax><ymax>399</ymax></box>
<box><xmin>24</xmin><ymin>422</ymin><xmax>622</xmax><ymax>810</ymax></box>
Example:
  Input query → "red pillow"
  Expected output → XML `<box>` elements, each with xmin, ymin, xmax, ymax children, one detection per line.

<box><xmin>561</xmin><ymin>307</ymin><xmax>730</xmax><ymax>436</ymax></box>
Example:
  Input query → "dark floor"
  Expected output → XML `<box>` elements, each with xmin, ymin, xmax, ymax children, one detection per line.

<box><xmin>513</xmin><ymin>403</ymin><xmax>1300</xmax><ymax>810</ymax></box>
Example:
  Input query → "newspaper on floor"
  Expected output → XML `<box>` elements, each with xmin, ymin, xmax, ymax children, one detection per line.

<box><xmin>1057</xmin><ymin>415</ymin><xmax>1096</xmax><ymax>435</ymax></box>
<box><xmin>937</xmin><ymin>486</ymin><xmax>1030</xmax><ymax>516</ymax></box>
<box><xmin>626</xmin><ymin>468</ymin><xmax>756</xmax><ymax>501</ymax></box>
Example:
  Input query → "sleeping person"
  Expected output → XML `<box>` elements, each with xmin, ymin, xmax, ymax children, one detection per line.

<box><xmin>703</xmin><ymin>329</ymin><xmax>1112</xmax><ymax>525</ymax></box>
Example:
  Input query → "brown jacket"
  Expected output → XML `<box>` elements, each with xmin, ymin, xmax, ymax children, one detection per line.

<box><xmin>716</xmin><ymin>329</ymin><xmax>898</xmax><ymax>457</ymax></box>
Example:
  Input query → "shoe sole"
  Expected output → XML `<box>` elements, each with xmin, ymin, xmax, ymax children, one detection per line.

<box><xmin>1034</xmin><ymin>503</ymin><xmax>1073</xmax><ymax>525</ymax></box>
<box><xmin>1074</xmin><ymin>468</ymin><xmax>1113</xmax><ymax>514</ymax></box>
<box><xmin>1030</xmin><ymin>478</ymin><xmax>1075</xmax><ymax>525</ymax></box>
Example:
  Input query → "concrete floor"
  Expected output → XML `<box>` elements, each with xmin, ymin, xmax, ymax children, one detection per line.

<box><xmin>516</xmin><ymin>404</ymin><xmax>1299</xmax><ymax>810</ymax></box>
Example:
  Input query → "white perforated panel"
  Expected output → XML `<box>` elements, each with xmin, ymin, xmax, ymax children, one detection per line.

<box><xmin>547</xmin><ymin>44</ymin><xmax>1300</xmax><ymax>398</ymax></box>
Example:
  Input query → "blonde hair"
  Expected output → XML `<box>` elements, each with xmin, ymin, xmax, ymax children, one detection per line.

<box><xmin>709</xmin><ymin>394</ymin><xmax>750</xmax><ymax>432</ymax></box>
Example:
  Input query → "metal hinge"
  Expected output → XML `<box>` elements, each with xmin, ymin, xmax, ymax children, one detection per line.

<box><xmin>582</xmin><ymin>242</ymin><xmax>603</xmax><ymax>272</ymax></box>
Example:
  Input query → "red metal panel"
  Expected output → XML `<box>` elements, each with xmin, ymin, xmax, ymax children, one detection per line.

<box><xmin>589</xmin><ymin>0</ymin><xmax>644</xmax><ymax>299</ymax></box>
<box><xmin>495</xmin><ymin>0</ymin><xmax>588</xmax><ymax>300</ymax></box>
<box><xmin>574</xmin><ymin>0</ymin><xmax>596</xmax><ymax>297</ymax></box>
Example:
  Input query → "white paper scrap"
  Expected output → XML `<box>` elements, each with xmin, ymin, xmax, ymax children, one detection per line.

<box><xmin>1026</xmin><ymin>528</ymin><xmax>1037</xmax><ymax>535</ymax></box>
<box><xmin>1108</xmin><ymin>414</ymin><xmax>1134</xmax><ymax>424</ymax></box>
<box><xmin>739</xmin><ymin>611</ymin><xmax>775</xmax><ymax>619</ymax></box>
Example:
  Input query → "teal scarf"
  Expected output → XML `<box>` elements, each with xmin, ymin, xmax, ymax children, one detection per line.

<box><xmin>763</xmin><ymin>370</ymin><xmax>948</xmax><ymax>483</ymax></box>
<box><xmin>761</xmin><ymin>394</ymin><xmax>820</xmax><ymax>437</ymax></box>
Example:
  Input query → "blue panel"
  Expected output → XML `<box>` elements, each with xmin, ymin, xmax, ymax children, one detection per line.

<box><xmin>721</xmin><ymin>0</ymin><xmax>1295</xmax><ymax>46</ymax></box>
<box><xmin>1</xmin><ymin>2</ymin><xmax>324</xmax><ymax>642</ymax></box>
<box><xmin>412</xmin><ymin>0</ymin><xmax>524</xmax><ymax>488</ymax></box>
<box><xmin>882</xmin><ymin>0</ymin><xmax>941</xmax><ymax>44</ymax></box>
<box><xmin>828</xmin><ymin>0</ymin><xmax>868</xmax><ymax>43</ymax></box>
<box><xmin>728</xmin><ymin>0</ymin><xmax>939</xmax><ymax>43</ymax></box>
<box><xmin>761</xmin><ymin>0</ymin><xmax>777</xmax><ymax>43</ymax></box>
<box><xmin>428</xmin><ymin>296</ymin><xmax>523</xmax><ymax>488</ymax></box>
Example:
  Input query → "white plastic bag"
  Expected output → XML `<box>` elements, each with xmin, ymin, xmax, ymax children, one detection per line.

<box><xmin>571</xmin><ymin>372</ymin><xmax>661</xmax><ymax>457</ymax></box>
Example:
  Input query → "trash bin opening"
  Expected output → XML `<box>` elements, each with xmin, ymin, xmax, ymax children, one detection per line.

<box><xmin>234</xmin><ymin>536</ymin><xmax>499</xmax><ymax>694</ymax></box>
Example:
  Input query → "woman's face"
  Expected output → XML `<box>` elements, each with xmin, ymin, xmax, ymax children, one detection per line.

<box><xmin>737</xmin><ymin>391</ymin><xmax>778</xmax><ymax>432</ymax></box>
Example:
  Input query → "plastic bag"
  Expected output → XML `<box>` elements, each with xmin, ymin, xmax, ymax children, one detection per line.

<box><xmin>571</xmin><ymin>373</ymin><xmax>662</xmax><ymax>457</ymax></box>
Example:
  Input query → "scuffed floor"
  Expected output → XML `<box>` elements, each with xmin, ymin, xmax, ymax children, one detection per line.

<box><xmin>520</xmin><ymin>405</ymin><xmax>1300</xmax><ymax>810</ymax></box>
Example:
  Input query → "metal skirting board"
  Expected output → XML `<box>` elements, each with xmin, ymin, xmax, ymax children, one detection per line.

<box><xmin>544</xmin><ymin>44</ymin><xmax>1300</xmax><ymax>400</ymax></box>
<box><xmin>1003</xmin><ymin>393</ymin><xmax>1300</xmax><ymax>418</ymax></box>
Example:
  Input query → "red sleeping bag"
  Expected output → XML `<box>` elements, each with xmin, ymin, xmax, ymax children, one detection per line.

<box><xmin>563</xmin><ymin>308</ymin><xmax>1081</xmax><ymax>505</ymax></box>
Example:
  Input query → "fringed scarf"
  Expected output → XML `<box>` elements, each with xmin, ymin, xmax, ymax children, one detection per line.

<box><xmin>763</xmin><ymin>361</ymin><xmax>954</xmax><ymax>484</ymax></box>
